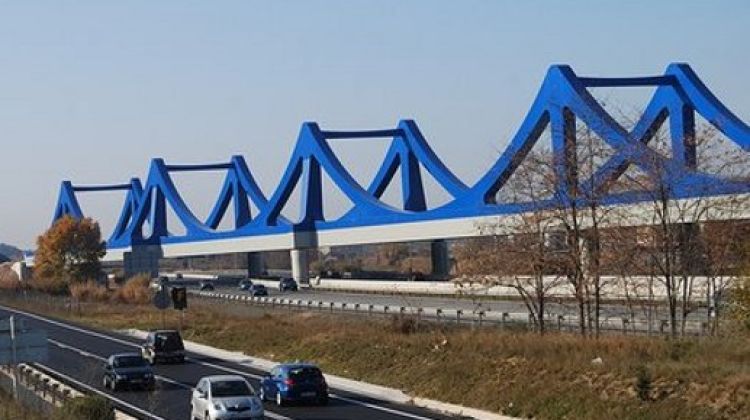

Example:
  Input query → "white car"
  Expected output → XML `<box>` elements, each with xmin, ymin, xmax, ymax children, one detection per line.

<box><xmin>191</xmin><ymin>375</ymin><xmax>264</xmax><ymax>420</ymax></box>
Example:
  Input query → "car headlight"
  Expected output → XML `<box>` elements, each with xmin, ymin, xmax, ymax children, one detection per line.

<box><xmin>213</xmin><ymin>402</ymin><xmax>225</xmax><ymax>411</ymax></box>
<box><xmin>115</xmin><ymin>374</ymin><xmax>124</xmax><ymax>380</ymax></box>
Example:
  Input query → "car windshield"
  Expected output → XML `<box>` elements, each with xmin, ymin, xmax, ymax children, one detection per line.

<box><xmin>113</xmin><ymin>356</ymin><xmax>147</xmax><ymax>368</ymax></box>
<box><xmin>211</xmin><ymin>380</ymin><xmax>253</xmax><ymax>397</ymax></box>
<box><xmin>155</xmin><ymin>333</ymin><xmax>184</xmax><ymax>351</ymax></box>
<box><xmin>288</xmin><ymin>366</ymin><xmax>323</xmax><ymax>380</ymax></box>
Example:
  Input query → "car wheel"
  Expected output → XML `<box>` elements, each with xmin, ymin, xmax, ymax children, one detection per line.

<box><xmin>275</xmin><ymin>391</ymin><xmax>284</xmax><ymax>407</ymax></box>
<box><xmin>102</xmin><ymin>376</ymin><xmax>108</xmax><ymax>389</ymax></box>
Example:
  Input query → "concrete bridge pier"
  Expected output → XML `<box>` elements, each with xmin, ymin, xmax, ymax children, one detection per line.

<box><xmin>246</xmin><ymin>252</ymin><xmax>266</xmax><ymax>278</ymax></box>
<box><xmin>677</xmin><ymin>223</ymin><xmax>706</xmax><ymax>275</ymax></box>
<box><xmin>290</xmin><ymin>248</ymin><xmax>311</xmax><ymax>285</ymax></box>
<box><xmin>430</xmin><ymin>239</ymin><xmax>451</xmax><ymax>279</ymax></box>
<box><xmin>123</xmin><ymin>245</ymin><xmax>162</xmax><ymax>278</ymax></box>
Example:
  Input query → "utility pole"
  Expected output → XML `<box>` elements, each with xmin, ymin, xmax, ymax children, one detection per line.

<box><xmin>10</xmin><ymin>316</ymin><xmax>18</xmax><ymax>399</ymax></box>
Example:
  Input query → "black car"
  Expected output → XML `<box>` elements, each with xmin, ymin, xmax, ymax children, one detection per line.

<box><xmin>199</xmin><ymin>280</ymin><xmax>215</xmax><ymax>291</ymax></box>
<box><xmin>279</xmin><ymin>277</ymin><xmax>298</xmax><ymax>292</ymax></box>
<box><xmin>142</xmin><ymin>330</ymin><xmax>186</xmax><ymax>364</ymax></box>
<box><xmin>102</xmin><ymin>353</ymin><xmax>154</xmax><ymax>391</ymax></box>
<box><xmin>238</xmin><ymin>279</ymin><xmax>253</xmax><ymax>291</ymax></box>
<box><xmin>249</xmin><ymin>284</ymin><xmax>269</xmax><ymax>297</ymax></box>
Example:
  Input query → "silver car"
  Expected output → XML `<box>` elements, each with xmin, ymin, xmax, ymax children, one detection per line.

<box><xmin>191</xmin><ymin>375</ymin><xmax>264</xmax><ymax>420</ymax></box>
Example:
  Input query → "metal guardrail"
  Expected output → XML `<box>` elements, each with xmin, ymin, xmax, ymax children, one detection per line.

<box><xmin>190</xmin><ymin>290</ymin><xmax>711</xmax><ymax>336</ymax></box>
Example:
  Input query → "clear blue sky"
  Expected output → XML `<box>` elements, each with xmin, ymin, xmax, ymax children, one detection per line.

<box><xmin>1</xmin><ymin>1</ymin><xmax>748</xmax><ymax>248</ymax></box>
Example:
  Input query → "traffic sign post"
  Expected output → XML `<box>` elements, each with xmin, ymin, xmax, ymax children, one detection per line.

<box><xmin>171</xmin><ymin>287</ymin><xmax>187</xmax><ymax>310</ymax></box>
<box><xmin>0</xmin><ymin>317</ymin><xmax>48</xmax><ymax>364</ymax></box>
<box><xmin>153</xmin><ymin>286</ymin><xmax>171</xmax><ymax>329</ymax></box>
<box><xmin>171</xmin><ymin>287</ymin><xmax>188</xmax><ymax>332</ymax></box>
<box><xmin>0</xmin><ymin>317</ymin><xmax>49</xmax><ymax>399</ymax></box>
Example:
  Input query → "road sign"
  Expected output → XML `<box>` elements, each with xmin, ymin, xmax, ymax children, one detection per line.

<box><xmin>171</xmin><ymin>287</ymin><xmax>187</xmax><ymax>310</ymax></box>
<box><xmin>153</xmin><ymin>287</ymin><xmax>170</xmax><ymax>310</ymax></box>
<box><xmin>0</xmin><ymin>317</ymin><xmax>48</xmax><ymax>365</ymax></box>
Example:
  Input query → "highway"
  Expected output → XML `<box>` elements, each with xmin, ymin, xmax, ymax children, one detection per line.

<box><xmin>0</xmin><ymin>305</ymin><xmax>458</xmax><ymax>420</ymax></box>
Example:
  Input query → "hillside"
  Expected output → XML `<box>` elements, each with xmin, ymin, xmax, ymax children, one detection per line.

<box><xmin>0</xmin><ymin>243</ymin><xmax>23</xmax><ymax>261</ymax></box>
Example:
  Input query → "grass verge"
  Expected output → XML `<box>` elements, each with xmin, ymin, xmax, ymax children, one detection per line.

<box><xmin>0</xmin><ymin>388</ymin><xmax>46</xmax><ymax>420</ymax></box>
<box><xmin>0</xmin><ymin>292</ymin><xmax>748</xmax><ymax>420</ymax></box>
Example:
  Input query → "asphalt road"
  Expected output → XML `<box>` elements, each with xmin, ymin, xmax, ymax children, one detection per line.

<box><xmin>0</xmin><ymin>305</ymin><xmax>459</xmax><ymax>420</ymax></box>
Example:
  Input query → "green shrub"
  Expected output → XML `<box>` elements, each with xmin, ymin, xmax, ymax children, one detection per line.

<box><xmin>635</xmin><ymin>365</ymin><xmax>652</xmax><ymax>402</ymax></box>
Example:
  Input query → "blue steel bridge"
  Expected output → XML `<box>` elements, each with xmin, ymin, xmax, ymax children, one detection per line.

<box><xmin>52</xmin><ymin>63</ymin><xmax>750</xmax><ymax>280</ymax></box>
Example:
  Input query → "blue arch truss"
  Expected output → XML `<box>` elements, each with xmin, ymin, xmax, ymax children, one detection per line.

<box><xmin>53</xmin><ymin>63</ymin><xmax>750</xmax><ymax>250</ymax></box>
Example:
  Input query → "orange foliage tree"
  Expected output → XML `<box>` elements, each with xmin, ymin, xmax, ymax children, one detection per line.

<box><xmin>33</xmin><ymin>215</ymin><xmax>106</xmax><ymax>292</ymax></box>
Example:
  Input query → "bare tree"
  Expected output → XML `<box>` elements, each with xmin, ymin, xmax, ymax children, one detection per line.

<box><xmin>455</xmin><ymin>148</ymin><xmax>569</xmax><ymax>334</ymax></box>
<box><xmin>606</xmin><ymin>123</ymin><xmax>750</xmax><ymax>337</ymax></box>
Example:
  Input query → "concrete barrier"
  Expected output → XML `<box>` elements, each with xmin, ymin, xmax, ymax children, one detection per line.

<box><xmin>0</xmin><ymin>364</ymin><xmax>138</xmax><ymax>419</ymax></box>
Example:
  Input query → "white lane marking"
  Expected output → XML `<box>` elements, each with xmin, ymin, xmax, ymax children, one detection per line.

<box><xmin>1</xmin><ymin>304</ymin><xmax>437</xmax><ymax>420</ymax></box>
<box><xmin>331</xmin><ymin>394</ymin><xmax>437</xmax><ymax>420</ymax></box>
<box><xmin>33</xmin><ymin>363</ymin><xmax>166</xmax><ymax>420</ymax></box>
<box><xmin>185</xmin><ymin>357</ymin><xmax>264</xmax><ymax>380</ymax></box>
<box><xmin>47</xmin><ymin>338</ymin><xmax>291</xmax><ymax>420</ymax></box>
<box><xmin>48</xmin><ymin>338</ymin><xmax>190</xmax><ymax>390</ymax></box>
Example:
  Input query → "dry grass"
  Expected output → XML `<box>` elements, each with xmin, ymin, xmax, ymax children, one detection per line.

<box><xmin>111</xmin><ymin>274</ymin><xmax>151</xmax><ymax>304</ymax></box>
<box><xmin>0</xmin><ymin>292</ymin><xmax>747</xmax><ymax>420</ymax></box>
<box><xmin>69</xmin><ymin>281</ymin><xmax>110</xmax><ymax>302</ymax></box>
<box><xmin>56</xmin><ymin>274</ymin><xmax>152</xmax><ymax>306</ymax></box>
<box><xmin>0</xmin><ymin>388</ymin><xmax>47</xmax><ymax>420</ymax></box>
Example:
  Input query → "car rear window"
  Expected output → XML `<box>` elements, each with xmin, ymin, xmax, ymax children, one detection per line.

<box><xmin>211</xmin><ymin>380</ymin><xmax>253</xmax><ymax>397</ymax></box>
<box><xmin>114</xmin><ymin>356</ymin><xmax>147</xmax><ymax>368</ymax></box>
<box><xmin>155</xmin><ymin>333</ymin><xmax>184</xmax><ymax>351</ymax></box>
<box><xmin>288</xmin><ymin>367</ymin><xmax>323</xmax><ymax>380</ymax></box>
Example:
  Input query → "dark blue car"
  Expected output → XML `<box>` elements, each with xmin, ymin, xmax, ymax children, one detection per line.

<box><xmin>259</xmin><ymin>363</ymin><xmax>328</xmax><ymax>406</ymax></box>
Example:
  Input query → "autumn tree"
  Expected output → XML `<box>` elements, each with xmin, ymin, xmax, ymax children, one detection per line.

<box><xmin>33</xmin><ymin>215</ymin><xmax>106</xmax><ymax>293</ymax></box>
